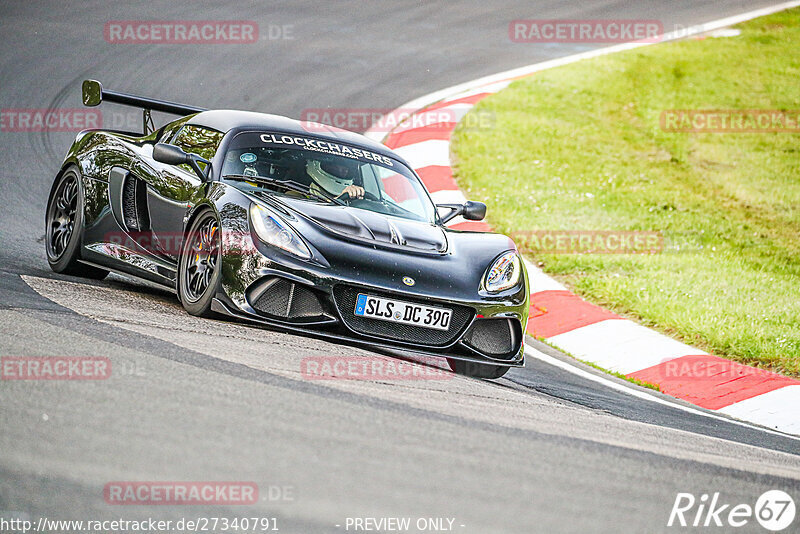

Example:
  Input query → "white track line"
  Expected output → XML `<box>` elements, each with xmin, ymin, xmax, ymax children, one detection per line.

<box><xmin>392</xmin><ymin>139</ymin><xmax>451</xmax><ymax>168</ymax></box>
<box><xmin>547</xmin><ymin>319</ymin><xmax>706</xmax><ymax>375</ymax></box>
<box><xmin>523</xmin><ymin>259</ymin><xmax>568</xmax><ymax>292</ymax></box>
<box><xmin>529</xmin><ymin>346</ymin><xmax>800</xmax><ymax>441</ymax></box>
<box><xmin>430</xmin><ymin>189</ymin><xmax>467</xmax><ymax>205</ymax></box>
<box><xmin>391</xmin><ymin>103</ymin><xmax>474</xmax><ymax>134</ymax></box>
<box><xmin>718</xmin><ymin>386</ymin><xmax>800</xmax><ymax>435</ymax></box>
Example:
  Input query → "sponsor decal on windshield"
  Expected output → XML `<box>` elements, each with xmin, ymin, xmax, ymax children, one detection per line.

<box><xmin>259</xmin><ymin>133</ymin><xmax>394</xmax><ymax>167</ymax></box>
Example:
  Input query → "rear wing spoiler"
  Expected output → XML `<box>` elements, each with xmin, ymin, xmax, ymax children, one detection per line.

<box><xmin>81</xmin><ymin>79</ymin><xmax>206</xmax><ymax>135</ymax></box>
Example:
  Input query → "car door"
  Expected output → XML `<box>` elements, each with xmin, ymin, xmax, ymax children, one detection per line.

<box><xmin>143</xmin><ymin>124</ymin><xmax>224</xmax><ymax>260</ymax></box>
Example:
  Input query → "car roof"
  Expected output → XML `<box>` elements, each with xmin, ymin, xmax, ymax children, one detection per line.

<box><xmin>186</xmin><ymin>109</ymin><xmax>405</xmax><ymax>164</ymax></box>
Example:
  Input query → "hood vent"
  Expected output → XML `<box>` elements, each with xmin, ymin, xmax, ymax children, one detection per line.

<box><xmin>276</xmin><ymin>197</ymin><xmax>446</xmax><ymax>252</ymax></box>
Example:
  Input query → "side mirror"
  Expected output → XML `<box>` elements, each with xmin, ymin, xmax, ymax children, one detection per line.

<box><xmin>153</xmin><ymin>142</ymin><xmax>190</xmax><ymax>165</ymax></box>
<box><xmin>153</xmin><ymin>143</ymin><xmax>210</xmax><ymax>181</ymax></box>
<box><xmin>462</xmin><ymin>200</ymin><xmax>487</xmax><ymax>221</ymax></box>
<box><xmin>436</xmin><ymin>200</ymin><xmax>487</xmax><ymax>224</ymax></box>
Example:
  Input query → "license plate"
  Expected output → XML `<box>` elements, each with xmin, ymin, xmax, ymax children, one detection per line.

<box><xmin>354</xmin><ymin>293</ymin><xmax>452</xmax><ymax>331</ymax></box>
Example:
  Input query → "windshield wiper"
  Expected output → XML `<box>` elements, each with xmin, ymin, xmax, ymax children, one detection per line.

<box><xmin>222</xmin><ymin>174</ymin><xmax>345</xmax><ymax>206</ymax></box>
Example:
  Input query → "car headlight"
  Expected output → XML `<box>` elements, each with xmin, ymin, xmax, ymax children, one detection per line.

<box><xmin>484</xmin><ymin>252</ymin><xmax>522</xmax><ymax>293</ymax></box>
<box><xmin>249</xmin><ymin>203</ymin><xmax>311</xmax><ymax>260</ymax></box>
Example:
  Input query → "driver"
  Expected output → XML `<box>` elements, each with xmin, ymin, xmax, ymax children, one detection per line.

<box><xmin>306</xmin><ymin>158</ymin><xmax>365</xmax><ymax>199</ymax></box>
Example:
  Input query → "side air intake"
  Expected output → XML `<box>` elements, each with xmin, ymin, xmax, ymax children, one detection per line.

<box><xmin>121</xmin><ymin>175</ymin><xmax>150</xmax><ymax>232</ymax></box>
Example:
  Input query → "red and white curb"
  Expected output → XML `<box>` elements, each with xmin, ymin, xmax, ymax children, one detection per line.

<box><xmin>365</xmin><ymin>1</ymin><xmax>800</xmax><ymax>436</ymax></box>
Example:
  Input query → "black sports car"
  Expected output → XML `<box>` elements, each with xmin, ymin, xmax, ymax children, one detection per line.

<box><xmin>45</xmin><ymin>80</ymin><xmax>529</xmax><ymax>378</ymax></box>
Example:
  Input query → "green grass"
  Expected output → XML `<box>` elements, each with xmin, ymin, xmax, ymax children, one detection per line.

<box><xmin>452</xmin><ymin>9</ymin><xmax>800</xmax><ymax>377</ymax></box>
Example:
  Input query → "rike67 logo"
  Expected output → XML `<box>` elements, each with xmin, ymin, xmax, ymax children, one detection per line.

<box><xmin>668</xmin><ymin>490</ymin><xmax>796</xmax><ymax>531</ymax></box>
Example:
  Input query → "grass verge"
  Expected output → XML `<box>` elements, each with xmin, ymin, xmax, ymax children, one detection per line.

<box><xmin>451</xmin><ymin>9</ymin><xmax>800</xmax><ymax>377</ymax></box>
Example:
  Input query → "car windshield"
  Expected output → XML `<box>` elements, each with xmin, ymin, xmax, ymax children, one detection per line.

<box><xmin>221</xmin><ymin>132</ymin><xmax>437</xmax><ymax>223</ymax></box>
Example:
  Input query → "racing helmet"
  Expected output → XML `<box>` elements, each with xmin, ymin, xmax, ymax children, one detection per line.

<box><xmin>306</xmin><ymin>159</ymin><xmax>354</xmax><ymax>196</ymax></box>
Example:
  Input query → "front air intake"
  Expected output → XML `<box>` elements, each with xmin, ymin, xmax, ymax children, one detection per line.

<box><xmin>248</xmin><ymin>277</ymin><xmax>325</xmax><ymax>320</ymax></box>
<box><xmin>462</xmin><ymin>318</ymin><xmax>521</xmax><ymax>360</ymax></box>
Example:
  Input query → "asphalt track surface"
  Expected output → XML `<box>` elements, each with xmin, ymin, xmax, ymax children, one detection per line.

<box><xmin>1</xmin><ymin>2</ymin><xmax>798</xmax><ymax>533</ymax></box>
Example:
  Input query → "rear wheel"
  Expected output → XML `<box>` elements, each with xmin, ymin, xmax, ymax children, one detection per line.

<box><xmin>45</xmin><ymin>167</ymin><xmax>108</xmax><ymax>279</ymax></box>
<box><xmin>447</xmin><ymin>358</ymin><xmax>510</xmax><ymax>379</ymax></box>
<box><xmin>177</xmin><ymin>210</ymin><xmax>222</xmax><ymax>317</ymax></box>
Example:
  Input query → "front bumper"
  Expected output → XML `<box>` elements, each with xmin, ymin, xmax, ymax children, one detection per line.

<box><xmin>214</xmin><ymin>204</ymin><xmax>529</xmax><ymax>367</ymax></box>
<box><xmin>215</xmin><ymin>272</ymin><xmax>526</xmax><ymax>367</ymax></box>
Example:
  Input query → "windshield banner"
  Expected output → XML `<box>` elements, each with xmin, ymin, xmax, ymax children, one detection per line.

<box><xmin>258</xmin><ymin>133</ymin><xmax>394</xmax><ymax>167</ymax></box>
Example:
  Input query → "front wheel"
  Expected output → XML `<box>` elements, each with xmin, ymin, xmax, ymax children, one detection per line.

<box><xmin>45</xmin><ymin>166</ymin><xmax>108</xmax><ymax>279</ymax></box>
<box><xmin>447</xmin><ymin>358</ymin><xmax>510</xmax><ymax>379</ymax></box>
<box><xmin>177</xmin><ymin>210</ymin><xmax>222</xmax><ymax>317</ymax></box>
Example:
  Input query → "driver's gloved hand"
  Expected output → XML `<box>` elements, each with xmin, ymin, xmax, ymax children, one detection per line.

<box><xmin>337</xmin><ymin>185</ymin><xmax>365</xmax><ymax>199</ymax></box>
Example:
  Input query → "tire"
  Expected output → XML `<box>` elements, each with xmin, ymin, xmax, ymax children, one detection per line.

<box><xmin>447</xmin><ymin>358</ymin><xmax>510</xmax><ymax>379</ymax></box>
<box><xmin>177</xmin><ymin>209</ymin><xmax>222</xmax><ymax>317</ymax></box>
<box><xmin>45</xmin><ymin>166</ymin><xmax>108</xmax><ymax>279</ymax></box>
